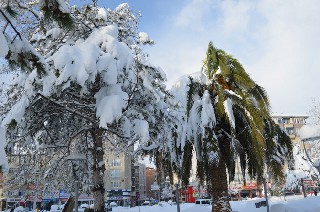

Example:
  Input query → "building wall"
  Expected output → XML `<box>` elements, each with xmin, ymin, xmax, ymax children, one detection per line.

<box><xmin>145</xmin><ymin>167</ymin><xmax>155</xmax><ymax>198</ymax></box>
<box><xmin>134</xmin><ymin>163</ymin><xmax>146</xmax><ymax>199</ymax></box>
<box><xmin>227</xmin><ymin>114</ymin><xmax>310</xmax><ymax>195</ymax></box>
<box><xmin>272</xmin><ymin>114</ymin><xmax>309</xmax><ymax>143</ymax></box>
<box><xmin>2</xmin><ymin>153</ymin><xmax>50</xmax><ymax>211</ymax></box>
<box><xmin>104</xmin><ymin>152</ymin><xmax>132</xmax><ymax>191</ymax></box>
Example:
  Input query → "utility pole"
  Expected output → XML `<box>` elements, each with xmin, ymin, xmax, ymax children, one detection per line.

<box><xmin>301</xmin><ymin>178</ymin><xmax>307</xmax><ymax>198</ymax></box>
<box><xmin>33</xmin><ymin>173</ymin><xmax>40</xmax><ymax>212</ymax></box>
<box><xmin>75</xmin><ymin>181</ymin><xmax>79</xmax><ymax>212</ymax></box>
<box><xmin>263</xmin><ymin>178</ymin><xmax>270</xmax><ymax>212</ymax></box>
<box><xmin>175</xmin><ymin>183</ymin><xmax>180</xmax><ymax>212</ymax></box>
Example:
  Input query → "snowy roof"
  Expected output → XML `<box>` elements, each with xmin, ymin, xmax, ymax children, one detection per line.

<box><xmin>272</xmin><ymin>113</ymin><xmax>309</xmax><ymax>118</ymax></box>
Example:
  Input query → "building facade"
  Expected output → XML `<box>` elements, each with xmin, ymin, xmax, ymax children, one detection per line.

<box><xmin>133</xmin><ymin>163</ymin><xmax>146</xmax><ymax>200</ymax></box>
<box><xmin>145</xmin><ymin>167</ymin><xmax>156</xmax><ymax>199</ymax></box>
<box><xmin>272</xmin><ymin>114</ymin><xmax>309</xmax><ymax>143</ymax></box>
<box><xmin>104</xmin><ymin>151</ymin><xmax>132</xmax><ymax>206</ymax></box>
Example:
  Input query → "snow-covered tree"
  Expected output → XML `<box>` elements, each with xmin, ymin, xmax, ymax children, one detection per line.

<box><xmin>309</xmin><ymin>100</ymin><xmax>320</xmax><ymax>125</ymax></box>
<box><xmin>285</xmin><ymin>123</ymin><xmax>320</xmax><ymax>192</ymax></box>
<box><xmin>161</xmin><ymin>185</ymin><xmax>174</xmax><ymax>200</ymax></box>
<box><xmin>264</xmin><ymin>118</ymin><xmax>294</xmax><ymax>182</ymax></box>
<box><xmin>1</xmin><ymin>2</ymin><xmax>169</xmax><ymax>212</ymax></box>
<box><xmin>165</xmin><ymin>42</ymin><xmax>293</xmax><ymax>212</ymax></box>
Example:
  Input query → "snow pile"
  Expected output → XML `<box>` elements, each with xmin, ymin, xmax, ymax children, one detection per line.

<box><xmin>299</xmin><ymin>125</ymin><xmax>320</xmax><ymax>141</ymax></box>
<box><xmin>38</xmin><ymin>0</ymin><xmax>71</xmax><ymax>13</ymax></box>
<box><xmin>285</xmin><ymin>143</ymin><xmax>319</xmax><ymax>189</ymax></box>
<box><xmin>1</xmin><ymin>96</ymin><xmax>29</xmax><ymax>127</ymax></box>
<box><xmin>139</xmin><ymin>32</ymin><xmax>152</xmax><ymax>44</ymax></box>
<box><xmin>169</xmin><ymin>72</ymin><xmax>218</xmax><ymax>164</ymax></box>
<box><xmin>97</xmin><ymin>8</ymin><xmax>108</xmax><ymax>21</ymax></box>
<box><xmin>41</xmin><ymin>25</ymin><xmax>134</xmax><ymax>128</ymax></box>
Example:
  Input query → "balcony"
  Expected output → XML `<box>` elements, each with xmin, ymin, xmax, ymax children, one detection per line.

<box><xmin>289</xmin><ymin>134</ymin><xmax>296</xmax><ymax>139</ymax></box>
<box><xmin>284</xmin><ymin>124</ymin><xmax>294</xmax><ymax>128</ymax></box>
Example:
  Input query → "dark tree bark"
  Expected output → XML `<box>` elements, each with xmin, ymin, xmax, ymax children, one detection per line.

<box><xmin>62</xmin><ymin>197</ymin><xmax>75</xmax><ymax>212</ymax></box>
<box><xmin>92</xmin><ymin>128</ymin><xmax>105</xmax><ymax>212</ymax></box>
<box><xmin>209</xmin><ymin>154</ymin><xmax>232</xmax><ymax>212</ymax></box>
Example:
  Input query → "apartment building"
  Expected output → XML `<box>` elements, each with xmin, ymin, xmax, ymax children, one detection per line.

<box><xmin>104</xmin><ymin>150</ymin><xmax>132</xmax><ymax>206</ymax></box>
<box><xmin>272</xmin><ymin>114</ymin><xmax>309</xmax><ymax>143</ymax></box>
<box><xmin>1</xmin><ymin>152</ymin><xmax>50</xmax><ymax>211</ymax></box>
<box><xmin>145</xmin><ymin>167</ymin><xmax>156</xmax><ymax>199</ymax></box>
<box><xmin>133</xmin><ymin>163</ymin><xmax>146</xmax><ymax>200</ymax></box>
<box><xmin>227</xmin><ymin>114</ymin><xmax>310</xmax><ymax>198</ymax></box>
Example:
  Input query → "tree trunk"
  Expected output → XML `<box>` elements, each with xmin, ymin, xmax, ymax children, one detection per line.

<box><xmin>62</xmin><ymin>197</ymin><xmax>75</xmax><ymax>212</ymax></box>
<box><xmin>92</xmin><ymin>128</ymin><xmax>105</xmax><ymax>212</ymax></box>
<box><xmin>209</xmin><ymin>156</ymin><xmax>232</xmax><ymax>212</ymax></box>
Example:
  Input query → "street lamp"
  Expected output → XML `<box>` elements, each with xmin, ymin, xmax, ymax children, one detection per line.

<box><xmin>33</xmin><ymin>170</ymin><xmax>41</xmax><ymax>212</ymax></box>
<box><xmin>150</xmin><ymin>182</ymin><xmax>160</xmax><ymax>202</ymax></box>
<box><xmin>65</xmin><ymin>152</ymin><xmax>87</xmax><ymax>212</ymax></box>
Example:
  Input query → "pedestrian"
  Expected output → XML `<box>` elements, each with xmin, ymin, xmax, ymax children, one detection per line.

<box><xmin>314</xmin><ymin>189</ymin><xmax>318</xmax><ymax>196</ymax></box>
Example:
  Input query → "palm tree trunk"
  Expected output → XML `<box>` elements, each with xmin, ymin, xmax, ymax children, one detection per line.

<box><xmin>209</xmin><ymin>155</ymin><xmax>232</xmax><ymax>212</ymax></box>
<box><xmin>92</xmin><ymin>128</ymin><xmax>105</xmax><ymax>212</ymax></box>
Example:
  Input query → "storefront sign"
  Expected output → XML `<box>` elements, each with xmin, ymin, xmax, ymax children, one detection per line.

<box><xmin>7</xmin><ymin>198</ymin><xmax>21</xmax><ymax>202</ymax></box>
<box><xmin>242</xmin><ymin>182</ymin><xmax>257</xmax><ymax>190</ymax></box>
<box><xmin>59</xmin><ymin>190</ymin><xmax>70</xmax><ymax>199</ymax></box>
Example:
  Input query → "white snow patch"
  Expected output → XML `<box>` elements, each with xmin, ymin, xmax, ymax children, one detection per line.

<box><xmin>133</xmin><ymin>119</ymin><xmax>150</xmax><ymax>144</ymax></box>
<box><xmin>56</xmin><ymin>0</ymin><xmax>70</xmax><ymax>13</ymax></box>
<box><xmin>201</xmin><ymin>90</ymin><xmax>216</xmax><ymax>127</ymax></box>
<box><xmin>46</xmin><ymin>28</ymin><xmax>62</xmax><ymax>40</ymax></box>
<box><xmin>31</xmin><ymin>33</ymin><xmax>46</xmax><ymax>42</ymax></box>
<box><xmin>299</xmin><ymin>125</ymin><xmax>320</xmax><ymax>141</ymax></box>
<box><xmin>97</xmin><ymin>8</ymin><xmax>108</xmax><ymax>21</ymax></box>
<box><xmin>1</xmin><ymin>96</ymin><xmax>29</xmax><ymax>127</ymax></box>
<box><xmin>224</xmin><ymin>98</ymin><xmax>235</xmax><ymax>129</ymax></box>
<box><xmin>95</xmin><ymin>85</ymin><xmax>128</xmax><ymax>128</ymax></box>
<box><xmin>0</xmin><ymin>127</ymin><xmax>8</xmax><ymax>172</ymax></box>
<box><xmin>225</xmin><ymin>89</ymin><xmax>242</xmax><ymax>99</ymax></box>
<box><xmin>0</xmin><ymin>31</ymin><xmax>9</xmax><ymax>57</ymax></box>
<box><xmin>96</xmin><ymin>95</ymin><xmax>125</xmax><ymax>128</ymax></box>
<box><xmin>139</xmin><ymin>32</ymin><xmax>151</xmax><ymax>44</ymax></box>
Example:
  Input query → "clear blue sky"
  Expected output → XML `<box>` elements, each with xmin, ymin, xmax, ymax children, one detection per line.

<box><xmin>86</xmin><ymin>1</ymin><xmax>320</xmax><ymax>115</ymax></box>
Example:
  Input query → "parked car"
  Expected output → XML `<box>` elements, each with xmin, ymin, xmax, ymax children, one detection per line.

<box><xmin>141</xmin><ymin>201</ymin><xmax>152</xmax><ymax>206</ymax></box>
<box><xmin>109</xmin><ymin>202</ymin><xmax>117</xmax><ymax>207</ymax></box>
<box><xmin>284</xmin><ymin>191</ymin><xmax>295</xmax><ymax>196</ymax></box>
<box><xmin>195</xmin><ymin>199</ymin><xmax>212</xmax><ymax>205</ymax></box>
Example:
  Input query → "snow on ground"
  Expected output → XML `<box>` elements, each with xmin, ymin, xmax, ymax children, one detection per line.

<box><xmin>6</xmin><ymin>195</ymin><xmax>320</xmax><ymax>212</ymax></box>
<box><xmin>109</xmin><ymin>196</ymin><xmax>320</xmax><ymax>212</ymax></box>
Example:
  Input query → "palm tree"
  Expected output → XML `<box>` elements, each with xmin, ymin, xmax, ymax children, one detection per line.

<box><xmin>167</xmin><ymin>42</ymin><xmax>293</xmax><ymax>212</ymax></box>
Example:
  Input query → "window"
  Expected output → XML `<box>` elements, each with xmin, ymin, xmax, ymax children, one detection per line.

<box><xmin>111</xmin><ymin>169</ymin><xmax>122</xmax><ymax>177</ymax></box>
<box><xmin>111</xmin><ymin>180</ymin><xmax>121</xmax><ymax>188</ymax></box>
<box><xmin>111</xmin><ymin>159</ymin><xmax>121</xmax><ymax>167</ymax></box>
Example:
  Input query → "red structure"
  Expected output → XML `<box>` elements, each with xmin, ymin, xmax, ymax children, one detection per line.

<box><xmin>183</xmin><ymin>186</ymin><xmax>195</xmax><ymax>203</ymax></box>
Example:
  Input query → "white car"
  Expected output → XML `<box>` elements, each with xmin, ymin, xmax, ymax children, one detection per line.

<box><xmin>109</xmin><ymin>202</ymin><xmax>117</xmax><ymax>207</ymax></box>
